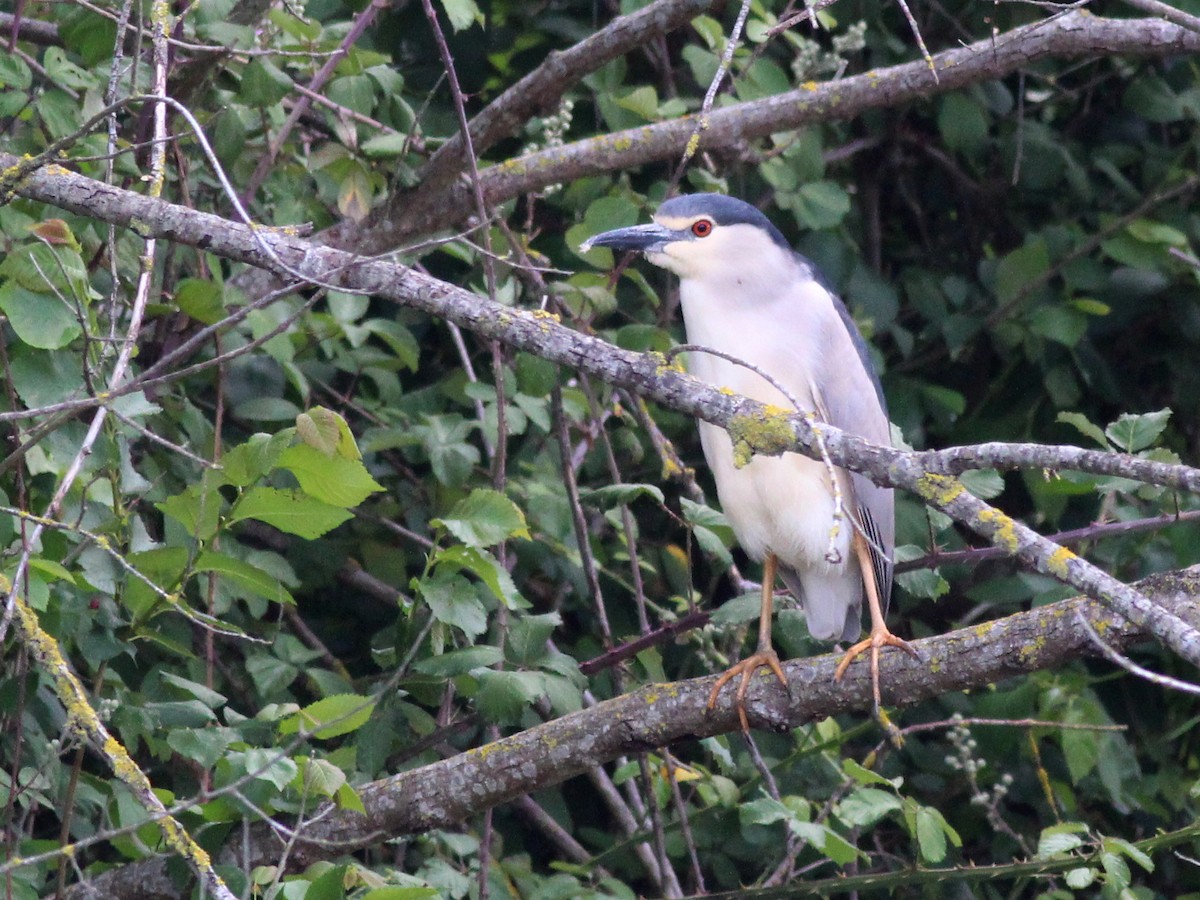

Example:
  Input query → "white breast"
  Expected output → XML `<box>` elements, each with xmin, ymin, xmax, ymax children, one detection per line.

<box><xmin>678</xmin><ymin>272</ymin><xmax>853</xmax><ymax>579</ymax></box>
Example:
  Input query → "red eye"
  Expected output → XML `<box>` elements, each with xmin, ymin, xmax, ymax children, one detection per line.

<box><xmin>691</xmin><ymin>219</ymin><xmax>713</xmax><ymax>237</ymax></box>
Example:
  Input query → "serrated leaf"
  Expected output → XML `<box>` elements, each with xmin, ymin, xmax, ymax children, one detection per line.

<box><xmin>960</xmin><ymin>469</ymin><xmax>1004</xmax><ymax>500</ymax></box>
<box><xmin>710</xmin><ymin>593</ymin><xmax>762</xmax><ymax>626</ymax></box>
<box><xmin>1057</xmin><ymin>411</ymin><xmax>1109</xmax><ymax>448</ymax></box>
<box><xmin>157</xmin><ymin>486</ymin><xmax>224</xmax><ymax>541</ymax></box>
<box><xmin>432</xmin><ymin>488</ymin><xmax>530</xmax><ymax>547</ymax></box>
<box><xmin>1037</xmin><ymin>823</ymin><xmax>1088</xmax><ymax>858</ymax></box>
<box><xmin>580</xmin><ymin>483</ymin><xmax>664</xmax><ymax>509</ymax></box>
<box><xmin>838</xmin><ymin>788</ymin><xmax>903</xmax><ymax>827</ymax></box>
<box><xmin>418</xmin><ymin>572</ymin><xmax>488</xmax><ymax>638</ymax></box>
<box><xmin>296</xmin><ymin>406</ymin><xmax>362</xmax><ymax>459</ymax></box>
<box><xmin>915</xmin><ymin>806</ymin><xmax>948</xmax><ymax>863</ymax></box>
<box><xmin>194</xmin><ymin>551</ymin><xmax>295</xmax><ymax>605</ymax></box>
<box><xmin>1105</xmin><ymin>408</ymin><xmax>1171</xmax><ymax>452</ymax></box>
<box><xmin>1065</xmin><ymin>867</ymin><xmax>1097</xmax><ymax>889</ymax></box>
<box><xmin>438</xmin><ymin>0</ymin><xmax>481</xmax><ymax>31</ymax></box>
<box><xmin>435</xmin><ymin>544</ymin><xmax>528</xmax><ymax>610</ymax></box>
<box><xmin>221</xmin><ymin>431</ymin><xmax>293</xmax><ymax>487</ymax></box>
<box><xmin>277</xmin><ymin>443</ymin><xmax>384</xmax><ymax>508</ymax></box>
<box><xmin>280</xmin><ymin>694</ymin><xmax>376</xmax><ymax>739</ymax></box>
<box><xmin>295</xmin><ymin>756</ymin><xmax>347</xmax><ymax>797</ymax></box>
<box><xmin>475</xmin><ymin>670</ymin><xmax>544</xmax><ymax>724</ymax></box>
<box><xmin>413</xmin><ymin>645</ymin><xmax>503</xmax><ymax>676</ymax></box>
<box><xmin>230</xmin><ymin>486</ymin><xmax>353</xmax><ymax>539</ymax></box>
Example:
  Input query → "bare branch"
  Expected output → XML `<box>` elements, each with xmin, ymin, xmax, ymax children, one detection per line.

<box><xmin>318</xmin><ymin>12</ymin><xmax>1200</xmax><ymax>252</ymax></box>
<box><xmin>67</xmin><ymin>565</ymin><xmax>1200</xmax><ymax>898</ymax></box>
<box><xmin>7</xmin><ymin>154</ymin><xmax>1200</xmax><ymax>668</ymax></box>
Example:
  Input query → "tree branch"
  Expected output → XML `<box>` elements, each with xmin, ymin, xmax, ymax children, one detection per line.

<box><xmin>67</xmin><ymin>565</ymin><xmax>1200</xmax><ymax>898</ymax></box>
<box><xmin>7</xmin><ymin>153</ymin><xmax>1200</xmax><ymax>666</ymax></box>
<box><xmin>324</xmin><ymin>12</ymin><xmax>1200</xmax><ymax>252</ymax></box>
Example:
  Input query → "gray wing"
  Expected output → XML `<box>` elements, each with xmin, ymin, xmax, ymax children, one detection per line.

<box><xmin>810</xmin><ymin>276</ymin><xmax>895</xmax><ymax>617</ymax></box>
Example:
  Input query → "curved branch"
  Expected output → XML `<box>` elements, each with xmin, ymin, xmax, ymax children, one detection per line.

<box><xmin>68</xmin><ymin>565</ymin><xmax>1200</xmax><ymax>898</ymax></box>
<box><xmin>334</xmin><ymin>12</ymin><xmax>1200</xmax><ymax>251</ymax></box>
<box><xmin>321</xmin><ymin>0</ymin><xmax>717</xmax><ymax>252</ymax></box>
<box><xmin>7</xmin><ymin>153</ymin><xmax>1200</xmax><ymax>667</ymax></box>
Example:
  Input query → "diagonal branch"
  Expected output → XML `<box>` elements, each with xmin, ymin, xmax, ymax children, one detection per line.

<box><xmin>67</xmin><ymin>565</ymin><xmax>1200</xmax><ymax>898</ymax></box>
<box><xmin>321</xmin><ymin>11</ymin><xmax>1200</xmax><ymax>253</ymax></box>
<box><xmin>7</xmin><ymin>152</ymin><xmax>1200</xmax><ymax>668</ymax></box>
<box><xmin>322</xmin><ymin>0</ymin><xmax>717</xmax><ymax>252</ymax></box>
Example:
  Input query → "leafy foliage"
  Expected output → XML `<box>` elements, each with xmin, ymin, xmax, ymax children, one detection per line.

<box><xmin>1</xmin><ymin>0</ymin><xmax>1200</xmax><ymax>898</ymax></box>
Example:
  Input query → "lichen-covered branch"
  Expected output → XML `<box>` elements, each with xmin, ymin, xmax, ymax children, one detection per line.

<box><xmin>67</xmin><ymin>566</ymin><xmax>1200</xmax><ymax>899</ymax></box>
<box><xmin>326</xmin><ymin>12</ymin><xmax>1200</xmax><ymax>251</ymax></box>
<box><xmin>13</xmin><ymin>596</ymin><xmax>236</xmax><ymax>900</ymax></box>
<box><xmin>321</xmin><ymin>0</ymin><xmax>717</xmax><ymax>255</ymax></box>
<box><xmin>6</xmin><ymin>153</ymin><xmax>1200</xmax><ymax>667</ymax></box>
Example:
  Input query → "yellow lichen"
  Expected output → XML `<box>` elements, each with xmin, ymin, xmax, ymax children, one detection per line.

<box><xmin>726</xmin><ymin>408</ymin><xmax>797</xmax><ymax>469</ymax></box>
<box><xmin>802</xmin><ymin>81</ymin><xmax>819</xmax><ymax>92</ymax></box>
<box><xmin>977</xmin><ymin>507</ymin><xmax>1020</xmax><ymax>554</ymax></box>
<box><xmin>914</xmin><ymin>472</ymin><xmax>965</xmax><ymax>506</ymax></box>
<box><xmin>1046</xmin><ymin>546</ymin><xmax>1076</xmax><ymax>578</ymax></box>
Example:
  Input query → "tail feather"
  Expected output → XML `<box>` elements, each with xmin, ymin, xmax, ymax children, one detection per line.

<box><xmin>778</xmin><ymin>563</ymin><xmax>862</xmax><ymax>643</ymax></box>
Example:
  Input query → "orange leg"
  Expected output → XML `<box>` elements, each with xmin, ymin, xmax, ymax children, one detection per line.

<box><xmin>834</xmin><ymin>532</ymin><xmax>919</xmax><ymax>710</ymax></box>
<box><xmin>706</xmin><ymin>552</ymin><xmax>788</xmax><ymax>731</ymax></box>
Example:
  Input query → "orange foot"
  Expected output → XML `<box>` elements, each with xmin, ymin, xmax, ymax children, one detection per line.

<box><xmin>706</xmin><ymin>648</ymin><xmax>788</xmax><ymax>732</ymax></box>
<box><xmin>833</xmin><ymin>628</ymin><xmax>920</xmax><ymax>711</ymax></box>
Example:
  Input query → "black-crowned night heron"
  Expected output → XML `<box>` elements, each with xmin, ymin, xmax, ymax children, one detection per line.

<box><xmin>583</xmin><ymin>193</ymin><xmax>916</xmax><ymax>726</ymax></box>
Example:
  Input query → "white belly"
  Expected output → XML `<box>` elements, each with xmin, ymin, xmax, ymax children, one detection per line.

<box><xmin>680</xmin><ymin>279</ymin><xmax>853</xmax><ymax>579</ymax></box>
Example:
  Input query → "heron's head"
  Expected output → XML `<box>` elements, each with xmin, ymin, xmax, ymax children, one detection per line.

<box><xmin>582</xmin><ymin>193</ymin><xmax>797</xmax><ymax>282</ymax></box>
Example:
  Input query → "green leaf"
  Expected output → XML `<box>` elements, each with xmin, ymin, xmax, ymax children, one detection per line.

<box><xmin>361</xmin><ymin>887</ymin><xmax>440</xmax><ymax>900</ymax></box>
<box><xmin>295</xmin><ymin>756</ymin><xmax>347</xmax><ymax>797</ymax></box>
<box><xmin>175</xmin><ymin>278</ymin><xmax>227</xmax><ymax>325</ymax></box>
<box><xmin>0</xmin><ymin>54</ymin><xmax>32</xmax><ymax>90</ymax></box>
<box><xmin>240</xmin><ymin>58</ymin><xmax>292</xmax><ymax>107</ymax></box>
<box><xmin>915</xmin><ymin>806</ymin><xmax>948</xmax><ymax>863</ymax></box>
<box><xmin>438</xmin><ymin>0</ymin><xmax>482</xmax><ymax>31</ymax></box>
<box><xmin>43</xmin><ymin>47</ymin><xmax>96</xmax><ymax>91</ymax></box>
<box><xmin>0</xmin><ymin>282</ymin><xmax>82</xmax><ymax>349</ymax></box>
<box><xmin>580</xmin><ymin>483</ymin><xmax>664</xmax><ymax>509</ymax></box>
<box><xmin>277</xmin><ymin>443</ymin><xmax>385</xmax><ymax>508</ymax></box>
<box><xmin>1037</xmin><ymin>822</ymin><xmax>1088</xmax><ymax>858</ymax></box>
<box><xmin>710</xmin><ymin>593</ymin><xmax>762</xmax><ymax>626</ymax></box>
<box><xmin>938</xmin><ymin>93</ymin><xmax>988</xmax><ymax>154</ymax></box>
<box><xmin>959</xmin><ymin>469</ymin><xmax>1004</xmax><ymax>500</ymax></box>
<box><xmin>1065</xmin><ymin>867</ymin><xmax>1097</xmax><ymax>889</ymax></box>
<box><xmin>506</xmin><ymin>612</ymin><xmax>562</xmax><ymax>666</ymax></box>
<box><xmin>1029</xmin><ymin>304</ymin><xmax>1087</xmax><ymax>347</ymax></box>
<box><xmin>230</xmin><ymin>487</ymin><xmax>353</xmax><ymax>539</ymax></box>
<box><xmin>843</xmin><ymin>759</ymin><xmax>900</xmax><ymax>788</ymax></box>
<box><xmin>994</xmin><ymin>240</ymin><xmax>1049</xmax><ymax>304</ymax></box>
<box><xmin>194</xmin><ymin>551</ymin><xmax>295</xmax><ymax>605</ymax></box>
<box><xmin>221</xmin><ymin>431</ymin><xmax>293</xmax><ymax>487</ymax></box>
<box><xmin>1057</xmin><ymin>411</ymin><xmax>1109</xmax><ymax>448</ymax></box>
<box><xmin>1105</xmin><ymin>837</ymin><xmax>1154</xmax><ymax>872</ymax></box>
<box><xmin>280</xmin><ymin>694</ymin><xmax>376</xmax><ymax>739</ymax></box>
<box><xmin>1126</xmin><ymin>218</ymin><xmax>1188</xmax><ymax>246</ymax></box>
<box><xmin>435</xmin><ymin>545</ymin><xmax>528</xmax><ymax>610</ymax></box>
<box><xmin>1104</xmin><ymin>408</ymin><xmax>1171</xmax><ymax>453</ymax></box>
<box><xmin>432</xmin><ymin>488</ymin><xmax>530</xmax><ymax>547</ymax></box>
<box><xmin>790</xmin><ymin>180</ymin><xmax>851</xmax><ymax>230</ymax></box>
<box><xmin>413</xmin><ymin>645</ymin><xmax>503</xmax><ymax>676</ymax></box>
<box><xmin>418</xmin><ymin>572</ymin><xmax>488</xmax><ymax>639</ymax></box>
<box><xmin>475</xmin><ymin>670</ymin><xmax>544</xmax><ymax>724</ymax></box>
<box><xmin>157</xmin><ymin>486</ymin><xmax>224</xmax><ymax>541</ymax></box>
<box><xmin>838</xmin><ymin>788</ymin><xmax>903</xmax><ymax>827</ymax></box>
